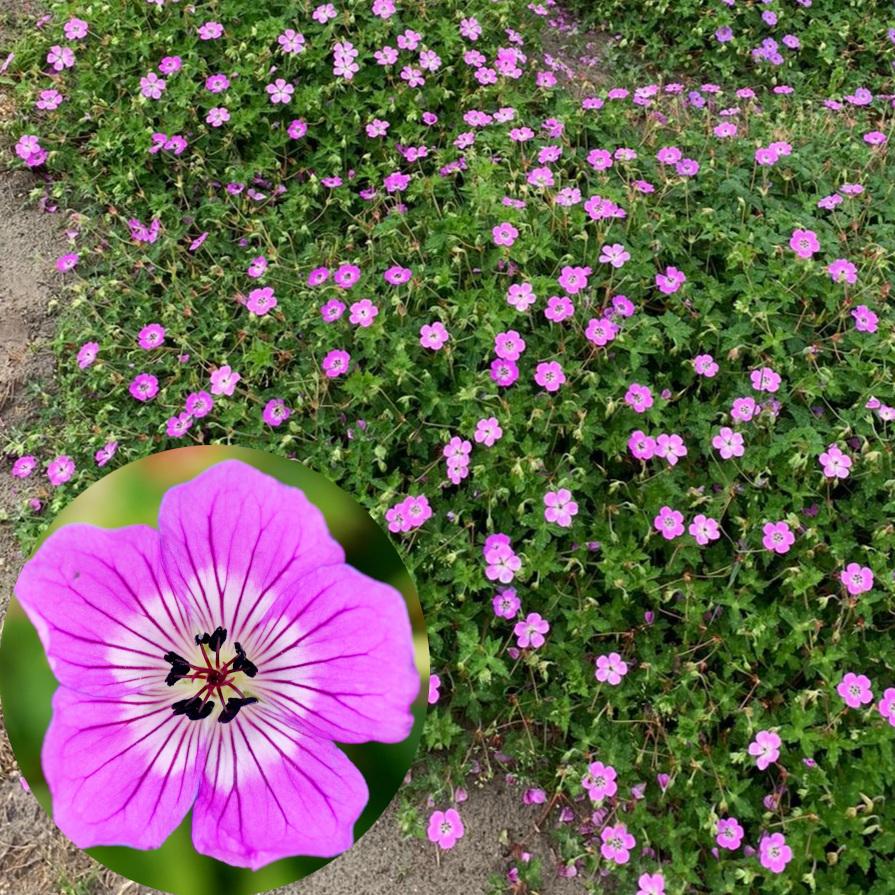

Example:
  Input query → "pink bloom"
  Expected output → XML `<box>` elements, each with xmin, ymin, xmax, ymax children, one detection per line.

<box><xmin>490</xmin><ymin>358</ymin><xmax>519</xmax><ymax>388</ymax></box>
<box><xmin>852</xmin><ymin>305</ymin><xmax>878</xmax><ymax>333</ymax></box>
<box><xmin>209</xmin><ymin>365</ymin><xmax>241</xmax><ymax>396</ymax></box>
<box><xmin>762</xmin><ymin>521</ymin><xmax>794</xmax><ymax>554</ymax></box>
<box><xmin>840</xmin><ymin>563</ymin><xmax>873</xmax><ymax>596</ymax></box>
<box><xmin>322</xmin><ymin>349</ymin><xmax>350</xmax><ymax>378</ymax></box>
<box><xmin>349</xmin><ymin>299</ymin><xmax>378</xmax><ymax>328</ymax></box>
<box><xmin>624</xmin><ymin>382</ymin><xmax>654</xmax><ymax>413</ymax></box>
<box><xmin>474</xmin><ymin>417</ymin><xmax>503</xmax><ymax>447</ymax></box>
<box><xmin>246</xmin><ymin>287</ymin><xmax>277</xmax><ymax>316</ymax></box>
<box><xmin>582</xmin><ymin>761</ymin><xmax>617</xmax><ymax>801</ymax></box>
<box><xmin>47</xmin><ymin>455</ymin><xmax>75</xmax><ymax>486</ymax></box>
<box><xmin>789</xmin><ymin>228</ymin><xmax>820</xmax><ymax>258</ymax></box>
<box><xmin>655</xmin><ymin>433</ymin><xmax>687</xmax><ymax>466</ymax></box>
<box><xmin>333</xmin><ymin>263</ymin><xmax>361</xmax><ymax>289</ymax></box>
<box><xmin>77</xmin><ymin>341</ymin><xmax>99</xmax><ymax>369</ymax></box>
<box><xmin>495</xmin><ymin>330</ymin><xmax>526</xmax><ymax>361</ymax></box>
<box><xmin>266</xmin><ymin>79</ymin><xmax>294</xmax><ymax>103</ymax></box>
<box><xmin>428</xmin><ymin>673</ymin><xmax>441</xmax><ymax>705</ymax></box>
<box><xmin>557</xmin><ymin>265</ymin><xmax>591</xmax><ymax>295</ymax></box>
<box><xmin>427</xmin><ymin>808</ymin><xmax>464</xmax><ymax>849</ymax></box>
<box><xmin>750</xmin><ymin>367</ymin><xmax>781</xmax><ymax>393</ymax></box>
<box><xmin>129</xmin><ymin>373</ymin><xmax>159</xmax><ymax>402</ymax></box>
<box><xmin>506</xmin><ymin>281</ymin><xmax>536</xmax><ymax>311</ymax></box>
<box><xmin>600</xmin><ymin>822</ymin><xmax>635</xmax><ymax>864</ymax></box>
<box><xmin>534</xmin><ymin>361</ymin><xmax>565</xmax><ymax>393</ymax></box>
<box><xmin>544</xmin><ymin>489</ymin><xmax>578</xmax><ymax>527</ymax></box>
<box><xmin>56</xmin><ymin>252</ymin><xmax>79</xmax><ymax>272</ymax></box>
<box><xmin>420</xmin><ymin>322</ymin><xmax>449</xmax><ymax>349</ymax></box>
<box><xmin>595</xmin><ymin>652</ymin><xmax>628</xmax><ymax>685</ymax></box>
<box><xmin>693</xmin><ymin>353</ymin><xmax>719</xmax><ymax>377</ymax></box>
<box><xmin>637</xmin><ymin>873</ymin><xmax>665</xmax><ymax>895</ymax></box>
<box><xmin>514</xmin><ymin>612</ymin><xmax>550</xmax><ymax>649</ymax></box>
<box><xmin>95</xmin><ymin>442</ymin><xmax>117</xmax><ymax>467</ymax></box>
<box><xmin>544</xmin><ymin>295</ymin><xmax>574</xmax><ymax>322</ymax></box>
<box><xmin>185</xmin><ymin>391</ymin><xmax>214</xmax><ymax>419</ymax></box>
<box><xmin>655</xmin><ymin>266</ymin><xmax>686</xmax><ymax>295</ymax></box>
<box><xmin>262</xmin><ymin>398</ymin><xmax>291</xmax><ymax>427</ymax></box>
<box><xmin>585</xmin><ymin>317</ymin><xmax>619</xmax><ymax>347</ymax></box>
<box><xmin>877</xmin><ymin>689</ymin><xmax>895</xmax><ymax>727</ymax></box>
<box><xmin>166</xmin><ymin>412</ymin><xmax>193</xmax><ymax>438</ymax></box>
<box><xmin>11</xmin><ymin>456</ymin><xmax>37</xmax><ymax>478</ymax></box>
<box><xmin>689</xmin><ymin>514</ymin><xmax>720</xmax><ymax>546</ymax></box>
<box><xmin>819</xmin><ymin>444</ymin><xmax>851</xmax><ymax>479</ymax></box>
<box><xmin>827</xmin><ymin>258</ymin><xmax>857</xmax><ymax>285</ymax></box>
<box><xmin>748</xmin><ymin>730</ymin><xmax>781</xmax><ymax>770</ymax></box>
<box><xmin>484</xmin><ymin>542</ymin><xmax>521</xmax><ymax>584</ymax></box>
<box><xmin>716</xmin><ymin>817</ymin><xmax>744</xmax><ymax>850</ymax></box>
<box><xmin>731</xmin><ymin>396</ymin><xmax>757</xmax><ymax>422</ymax></box>
<box><xmin>759</xmin><ymin>832</ymin><xmax>793</xmax><ymax>874</ymax></box>
<box><xmin>628</xmin><ymin>430</ymin><xmax>657</xmax><ymax>461</ymax></box>
<box><xmin>138</xmin><ymin>323</ymin><xmax>166</xmax><ymax>350</ymax></box>
<box><xmin>599</xmin><ymin>243</ymin><xmax>630</xmax><ymax>268</ymax></box>
<box><xmin>837</xmin><ymin>672</ymin><xmax>873</xmax><ymax>709</ymax></box>
<box><xmin>654</xmin><ymin>506</ymin><xmax>684</xmax><ymax>540</ymax></box>
<box><xmin>492</xmin><ymin>222</ymin><xmax>519</xmax><ymax>246</ymax></box>
<box><xmin>47</xmin><ymin>45</ymin><xmax>75</xmax><ymax>71</ymax></box>
<box><xmin>492</xmin><ymin>588</ymin><xmax>520</xmax><ymax>619</ymax></box>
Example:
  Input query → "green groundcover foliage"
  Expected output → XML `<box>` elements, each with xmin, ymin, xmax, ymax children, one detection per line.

<box><xmin>3</xmin><ymin>0</ymin><xmax>895</xmax><ymax>892</ymax></box>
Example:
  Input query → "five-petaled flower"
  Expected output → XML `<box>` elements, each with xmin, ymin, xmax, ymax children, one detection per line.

<box><xmin>15</xmin><ymin>461</ymin><xmax>419</xmax><ymax>869</ymax></box>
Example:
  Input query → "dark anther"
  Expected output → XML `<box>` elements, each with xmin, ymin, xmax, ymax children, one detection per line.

<box><xmin>163</xmin><ymin>650</ymin><xmax>189</xmax><ymax>666</ymax></box>
<box><xmin>195</xmin><ymin>626</ymin><xmax>227</xmax><ymax>651</ymax></box>
<box><xmin>231</xmin><ymin>642</ymin><xmax>258</xmax><ymax>678</ymax></box>
<box><xmin>165</xmin><ymin>660</ymin><xmax>191</xmax><ymax>687</ymax></box>
<box><xmin>218</xmin><ymin>696</ymin><xmax>259</xmax><ymax>724</ymax></box>
<box><xmin>172</xmin><ymin>696</ymin><xmax>215</xmax><ymax>721</ymax></box>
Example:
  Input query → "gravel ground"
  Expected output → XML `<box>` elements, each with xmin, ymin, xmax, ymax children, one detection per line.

<box><xmin>0</xmin><ymin>4</ymin><xmax>595</xmax><ymax>894</ymax></box>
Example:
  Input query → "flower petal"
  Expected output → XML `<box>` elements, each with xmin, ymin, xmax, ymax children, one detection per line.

<box><xmin>42</xmin><ymin>686</ymin><xmax>208</xmax><ymax>849</ymax></box>
<box><xmin>191</xmin><ymin>704</ymin><xmax>367</xmax><ymax>869</ymax></box>
<box><xmin>158</xmin><ymin>460</ymin><xmax>344</xmax><ymax>644</ymax></box>
<box><xmin>14</xmin><ymin>524</ymin><xmax>194</xmax><ymax>696</ymax></box>
<box><xmin>245</xmin><ymin>564</ymin><xmax>420</xmax><ymax>744</ymax></box>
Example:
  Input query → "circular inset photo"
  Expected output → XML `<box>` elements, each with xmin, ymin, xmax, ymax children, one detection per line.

<box><xmin>0</xmin><ymin>446</ymin><xmax>428</xmax><ymax>895</ymax></box>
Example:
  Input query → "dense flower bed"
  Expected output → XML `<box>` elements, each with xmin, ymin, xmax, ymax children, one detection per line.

<box><xmin>4</xmin><ymin>0</ymin><xmax>895</xmax><ymax>892</ymax></box>
<box><xmin>571</xmin><ymin>0</ymin><xmax>895</xmax><ymax>91</ymax></box>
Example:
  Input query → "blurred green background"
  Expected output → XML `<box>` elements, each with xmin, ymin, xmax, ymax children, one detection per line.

<box><xmin>0</xmin><ymin>446</ymin><xmax>429</xmax><ymax>895</ymax></box>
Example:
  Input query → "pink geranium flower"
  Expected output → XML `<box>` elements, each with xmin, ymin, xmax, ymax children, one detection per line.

<box><xmin>322</xmin><ymin>349</ymin><xmax>350</xmax><ymax>378</ymax></box>
<box><xmin>762</xmin><ymin>521</ymin><xmax>794</xmax><ymax>554</ymax></box>
<box><xmin>689</xmin><ymin>514</ymin><xmax>720</xmax><ymax>546</ymax></box>
<box><xmin>637</xmin><ymin>873</ymin><xmax>665</xmax><ymax>895</ymax></box>
<box><xmin>624</xmin><ymin>383</ymin><xmax>654</xmax><ymax>413</ymax></box>
<box><xmin>209</xmin><ymin>365</ymin><xmax>241</xmax><ymax>397</ymax></box>
<box><xmin>495</xmin><ymin>330</ymin><xmax>526</xmax><ymax>360</ymax></box>
<box><xmin>492</xmin><ymin>588</ymin><xmax>520</xmax><ymax>619</ymax></box>
<box><xmin>14</xmin><ymin>461</ymin><xmax>419</xmax><ymax>868</ymax></box>
<box><xmin>77</xmin><ymin>341</ymin><xmax>99</xmax><ymax>369</ymax></box>
<box><xmin>628</xmin><ymin>430</ymin><xmax>657</xmax><ymax>461</ymax></box>
<box><xmin>262</xmin><ymin>398</ymin><xmax>291</xmax><ymax>427</ymax></box>
<box><xmin>600</xmin><ymin>822</ymin><xmax>635</xmax><ymax>864</ymax></box>
<box><xmin>595</xmin><ymin>652</ymin><xmax>628</xmax><ymax>685</ymax></box>
<box><xmin>428</xmin><ymin>673</ymin><xmax>441</xmax><ymax>704</ymax></box>
<box><xmin>11</xmin><ymin>456</ymin><xmax>37</xmax><ymax>479</ymax></box>
<box><xmin>129</xmin><ymin>373</ymin><xmax>159</xmax><ymax>402</ymax></box>
<box><xmin>759</xmin><ymin>833</ymin><xmax>793</xmax><ymax>874</ymax></box>
<box><xmin>852</xmin><ymin>305</ymin><xmax>878</xmax><ymax>333</ymax></box>
<box><xmin>474</xmin><ymin>417</ymin><xmax>503</xmax><ymax>446</ymax></box>
<box><xmin>47</xmin><ymin>455</ymin><xmax>76</xmax><ymax>486</ymax></box>
<box><xmin>653</xmin><ymin>506</ymin><xmax>684</xmax><ymax>540</ymax></box>
<box><xmin>427</xmin><ymin>808</ymin><xmax>465</xmax><ymax>849</ymax></box>
<box><xmin>840</xmin><ymin>563</ymin><xmax>873</xmax><ymax>595</ymax></box>
<box><xmin>655</xmin><ymin>266</ymin><xmax>686</xmax><ymax>295</ymax></box>
<box><xmin>534</xmin><ymin>361</ymin><xmax>565</xmax><ymax>393</ymax></box>
<box><xmin>878</xmin><ymin>689</ymin><xmax>895</xmax><ymax>727</ymax></box>
<box><xmin>748</xmin><ymin>730</ymin><xmax>781</xmax><ymax>770</ymax></box>
<box><xmin>419</xmin><ymin>322</ymin><xmax>449</xmax><ymax>349</ymax></box>
<box><xmin>837</xmin><ymin>672</ymin><xmax>873</xmax><ymax>709</ymax></box>
<box><xmin>582</xmin><ymin>760</ymin><xmax>617</xmax><ymax>801</ymax></box>
<box><xmin>789</xmin><ymin>228</ymin><xmax>820</xmax><ymax>258</ymax></box>
<box><xmin>484</xmin><ymin>542</ymin><xmax>521</xmax><ymax>583</ymax></box>
<box><xmin>716</xmin><ymin>817</ymin><xmax>744</xmax><ymax>850</ymax></box>
<box><xmin>514</xmin><ymin>612</ymin><xmax>550</xmax><ymax>649</ymax></box>
<box><xmin>544</xmin><ymin>489</ymin><xmax>578</xmax><ymax>527</ymax></box>
<box><xmin>492</xmin><ymin>222</ymin><xmax>519</xmax><ymax>246</ymax></box>
<box><xmin>819</xmin><ymin>444</ymin><xmax>851</xmax><ymax>479</ymax></box>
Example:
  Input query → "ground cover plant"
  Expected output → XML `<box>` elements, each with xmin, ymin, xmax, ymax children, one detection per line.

<box><xmin>570</xmin><ymin>0</ymin><xmax>895</xmax><ymax>92</ymax></box>
<box><xmin>3</xmin><ymin>0</ymin><xmax>895</xmax><ymax>892</ymax></box>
